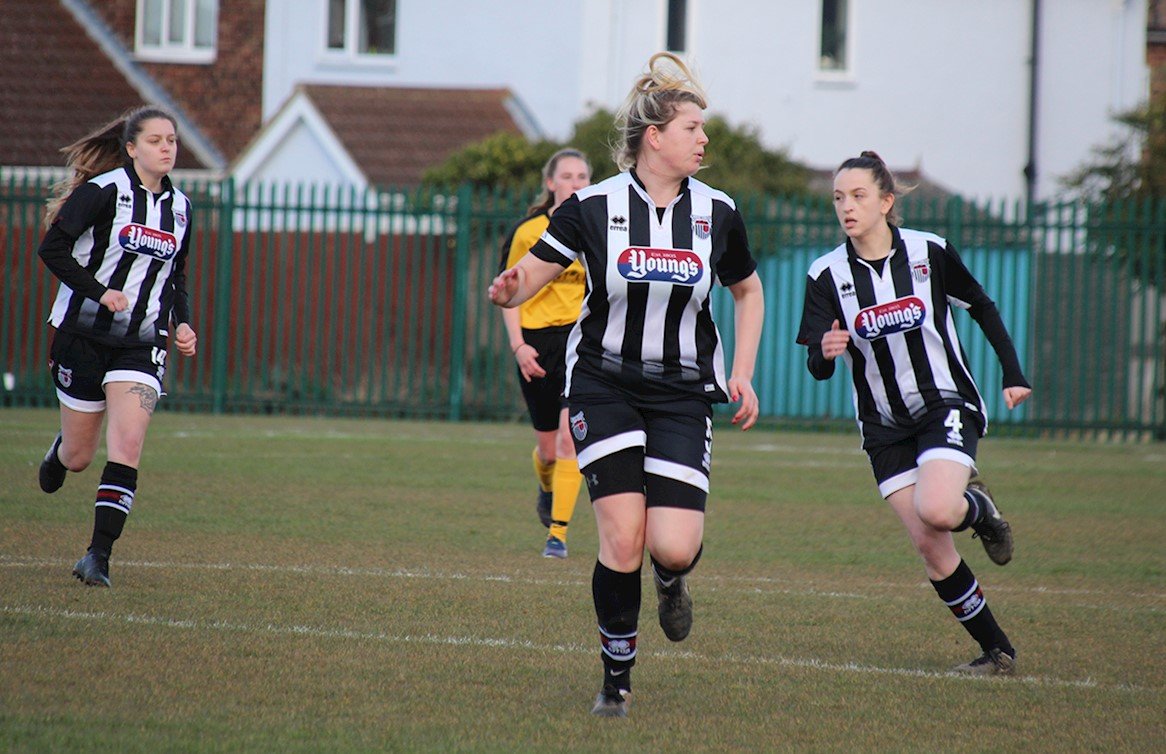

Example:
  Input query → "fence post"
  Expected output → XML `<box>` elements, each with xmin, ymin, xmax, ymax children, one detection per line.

<box><xmin>448</xmin><ymin>183</ymin><xmax>473</xmax><ymax>421</ymax></box>
<box><xmin>211</xmin><ymin>177</ymin><xmax>235</xmax><ymax>414</ymax></box>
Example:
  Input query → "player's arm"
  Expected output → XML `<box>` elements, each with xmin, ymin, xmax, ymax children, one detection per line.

<box><xmin>490</xmin><ymin>196</ymin><xmax>583</xmax><ymax>308</ymax></box>
<box><xmin>796</xmin><ymin>272</ymin><xmax>843</xmax><ymax>380</ymax></box>
<box><xmin>939</xmin><ymin>243</ymin><xmax>1030</xmax><ymax>396</ymax></box>
<box><xmin>37</xmin><ymin>183</ymin><xmax>113</xmax><ymax>305</ymax></box>
<box><xmin>726</xmin><ymin>271</ymin><xmax>763</xmax><ymax>430</ymax></box>
<box><xmin>171</xmin><ymin>200</ymin><xmax>197</xmax><ymax>357</ymax></box>
<box><xmin>489</xmin><ymin>254</ymin><xmax>566</xmax><ymax>308</ymax></box>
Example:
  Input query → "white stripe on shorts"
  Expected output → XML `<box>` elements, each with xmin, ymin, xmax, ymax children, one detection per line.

<box><xmin>576</xmin><ymin>430</ymin><xmax>646</xmax><ymax>469</ymax></box>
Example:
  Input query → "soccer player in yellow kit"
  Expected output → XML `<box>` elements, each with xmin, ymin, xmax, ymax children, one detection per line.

<box><xmin>499</xmin><ymin>148</ymin><xmax>591</xmax><ymax>557</ymax></box>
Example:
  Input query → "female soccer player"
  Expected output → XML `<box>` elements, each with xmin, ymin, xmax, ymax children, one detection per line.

<box><xmin>37</xmin><ymin>105</ymin><xmax>197</xmax><ymax>588</ymax></box>
<box><xmin>797</xmin><ymin>150</ymin><xmax>1030</xmax><ymax>675</ymax></box>
<box><xmin>489</xmin><ymin>52</ymin><xmax>764</xmax><ymax>716</ymax></box>
<box><xmin>498</xmin><ymin>148</ymin><xmax>591</xmax><ymax>558</ymax></box>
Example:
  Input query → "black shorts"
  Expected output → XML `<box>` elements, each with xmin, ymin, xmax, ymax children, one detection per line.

<box><xmin>863</xmin><ymin>406</ymin><xmax>983</xmax><ymax>498</ymax></box>
<box><xmin>567</xmin><ymin>374</ymin><xmax>713</xmax><ymax>511</ymax></box>
<box><xmin>518</xmin><ymin>325</ymin><xmax>571</xmax><ymax>432</ymax></box>
<box><xmin>49</xmin><ymin>330</ymin><xmax>167</xmax><ymax>412</ymax></box>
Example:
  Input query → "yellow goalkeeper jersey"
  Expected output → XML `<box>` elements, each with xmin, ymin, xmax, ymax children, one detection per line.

<box><xmin>502</xmin><ymin>211</ymin><xmax>585</xmax><ymax>330</ymax></box>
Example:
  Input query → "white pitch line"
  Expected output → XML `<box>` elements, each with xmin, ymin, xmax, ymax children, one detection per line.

<box><xmin>1</xmin><ymin>604</ymin><xmax>1151</xmax><ymax>694</ymax></box>
<box><xmin>1</xmin><ymin>555</ymin><xmax>1163</xmax><ymax>609</ymax></box>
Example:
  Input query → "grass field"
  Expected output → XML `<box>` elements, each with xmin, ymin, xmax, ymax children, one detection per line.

<box><xmin>1</xmin><ymin>407</ymin><xmax>1163</xmax><ymax>753</ymax></box>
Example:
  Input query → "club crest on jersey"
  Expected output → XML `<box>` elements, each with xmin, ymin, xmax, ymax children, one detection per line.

<box><xmin>854</xmin><ymin>296</ymin><xmax>927</xmax><ymax>340</ymax></box>
<box><xmin>118</xmin><ymin>224</ymin><xmax>178</xmax><ymax>260</ymax></box>
<box><xmin>174</xmin><ymin>210</ymin><xmax>187</xmax><ymax>227</ymax></box>
<box><xmin>570</xmin><ymin>410</ymin><xmax>588</xmax><ymax>441</ymax></box>
<box><xmin>911</xmin><ymin>261</ymin><xmax>930</xmax><ymax>283</ymax></box>
<box><xmin>58</xmin><ymin>366</ymin><xmax>72</xmax><ymax>388</ymax></box>
<box><xmin>691</xmin><ymin>214</ymin><xmax>712</xmax><ymax>239</ymax></box>
<box><xmin>617</xmin><ymin>247</ymin><xmax>704</xmax><ymax>285</ymax></box>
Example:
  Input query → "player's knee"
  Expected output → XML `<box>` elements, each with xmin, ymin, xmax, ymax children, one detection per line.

<box><xmin>107</xmin><ymin>434</ymin><xmax>146</xmax><ymax>467</ymax></box>
<box><xmin>916</xmin><ymin>499</ymin><xmax>961</xmax><ymax>531</ymax></box>
<box><xmin>647</xmin><ymin>545</ymin><xmax>697</xmax><ymax>572</ymax></box>
<box><xmin>63</xmin><ymin>454</ymin><xmax>94</xmax><ymax>473</ymax></box>
<box><xmin>599</xmin><ymin>541</ymin><xmax>644</xmax><ymax>572</ymax></box>
<box><xmin>59</xmin><ymin>439</ymin><xmax>97</xmax><ymax>472</ymax></box>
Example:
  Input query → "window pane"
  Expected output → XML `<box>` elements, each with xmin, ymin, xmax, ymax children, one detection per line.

<box><xmin>666</xmin><ymin>0</ymin><xmax>687</xmax><ymax>52</ymax></box>
<box><xmin>142</xmin><ymin>0</ymin><xmax>163</xmax><ymax>46</ymax></box>
<box><xmin>359</xmin><ymin>0</ymin><xmax>396</xmax><ymax>55</ymax></box>
<box><xmin>194</xmin><ymin>0</ymin><xmax>216</xmax><ymax>48</ymax></box>
<box><xmin>328</xmin><ymin>0</ymin><xmax>346</xmax><ymax>49</ymax></box>
<box><xmin>169</xmin><ymin>0</ymin><xmax>188</xmax><ymax>44</ymax></box>
<box><xmin>820</xmin><ymin>0</ymin><xmax>848</xmax><ymax>71</ymax></box>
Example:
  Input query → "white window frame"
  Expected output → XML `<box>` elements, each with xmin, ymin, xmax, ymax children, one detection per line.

<box><xmin>816</xmin><ymin>0</ymin><xmax>854</xmax><ymax>81</ymax></box>
<box><xmin>321</xmin><ymin>0</ymin><xmax>399</xmax><ymax>63</ymax></box>
<box><xmin>135</xmin><ymin>0</ymin><xmax>218</xmax><ymax>64</ymax></box>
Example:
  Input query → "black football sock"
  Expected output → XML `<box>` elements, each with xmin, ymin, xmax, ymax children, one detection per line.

<box><xmin>931</xmin><ymin>559</ymin><xmax>1014</xmax><ymax>656</ymax></box>
<box><xmin>89</xmin><ymin>462</ymin><xmax>138</xmax><ymax>555</ymax></box>
<box><xmin>593</xmin><ymin>560</ymin><xmax>641</xmax><ymax>691</ymax></box>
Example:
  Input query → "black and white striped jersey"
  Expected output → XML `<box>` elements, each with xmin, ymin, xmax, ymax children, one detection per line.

<box><xmin>530</xmin><ymin>170</ymin><xmax>757</xmax><ymax>402</ymax></box>
<box><xmin>796</xmin><ymin>225</ymin><xmax>1028</xmax><ymax>434</ymax></box>
<box><xmin>38</xmin><ymin>165</ymin><xmax>193</xmax><ymax>349</ymax></box>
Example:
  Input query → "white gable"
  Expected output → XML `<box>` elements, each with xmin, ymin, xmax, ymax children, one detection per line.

<box><xmin>230</xmin><ymin>90</ymin><xmax>366</xmax><ymax>188</ymax></box>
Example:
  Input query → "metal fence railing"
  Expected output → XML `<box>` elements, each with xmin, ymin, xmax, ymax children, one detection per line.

<box><xmin>2</xmin><ymin>175</ymin><xmax>1162</xmax><ymax>439</ymax></box>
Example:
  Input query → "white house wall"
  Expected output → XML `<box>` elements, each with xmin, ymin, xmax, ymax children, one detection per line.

<box><xmin>263</xmin><ymin>0</ymin><xmax>586</xmax><ymax>138</ymax></box>
<box><xmin>262</xmin><ymin>0</ymin><xmax>1149</xmax><ymax>201</ymax></box>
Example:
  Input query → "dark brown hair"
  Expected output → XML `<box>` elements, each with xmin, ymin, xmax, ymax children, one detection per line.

<box><xmin>43</xmin><ymin>106</ymin><xmax>178</xmax><ymax>229</ymax></box>
<box><xmin>836</xmin><ymin>150</ymin><xmax>903</xmax><ymax>226</ymax></box>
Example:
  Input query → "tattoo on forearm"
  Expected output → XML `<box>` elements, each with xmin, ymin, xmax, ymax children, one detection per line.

<box><xmin>129</xmin><ymin>384</ymin><xmax>159</xmax><ymax>414</ymax></box>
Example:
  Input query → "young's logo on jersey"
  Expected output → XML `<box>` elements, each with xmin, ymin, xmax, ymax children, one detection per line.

<box><xmin>617</xmin><ymin>247</ymin><xmax>704</xmax><ymax>285</ymax></box>
<box><xmin>691</xmin><ymin>214</ymin><xmax>712</xmax><ymax>239</ymax></box>
<box><xmin>911</xmin><ymin>262</ymin><xmax>930</xmax><ymax>283</ymax></box>
<box><xmin>854</xmin><ymin>296</ymin><xmax>927</xmax><ymax>340</ymax></box>
<box><xmin>118</xmin><ymin>224</ymin><xmax>178</xmax><ymax>260</ymax></box>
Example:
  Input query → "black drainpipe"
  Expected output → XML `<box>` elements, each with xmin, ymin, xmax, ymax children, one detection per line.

<box><xmin>1024</xmin><ymin>0</ymin><xmax>1041</xmax><ymax>209</ymax></box>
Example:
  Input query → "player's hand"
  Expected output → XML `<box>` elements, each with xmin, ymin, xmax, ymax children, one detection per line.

<box><xmin>100</xmin><ymin>289</ymin><xmax>129</xmax><ymax>313</ymax></box>
<box><xmin>514</xmin><ymin>343</ymin><xmax>546</xmax><ymax>382</ymax></box>
<box><xmin>821</xmin><ymin>319</ymin><xmax>850</xmax><ymax>359</ymax></box>
<box><xmin>175</xmin><ymin>323</ymin><xmax>197</xmax><ymax>357</ymax></box>
<box><xmin>1003</xmin><ymin>386</ymin><xmax>1031</xmax><ymax>409</ymax></box>
<box><xmin>488</xmin><ymin>268</ymin><xmax>521</xmax><ymax>307</ymax></box>
<box><xmin>728</xmin><ymin>376</ymin><xmax>759</xmax><ymax>431</ymax></box>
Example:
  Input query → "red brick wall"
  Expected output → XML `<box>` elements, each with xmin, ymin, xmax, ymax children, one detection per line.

<box><xmin>89</xmin><ymin>0</ymin><xmax>264</xmax><ymax>162</ymax></box>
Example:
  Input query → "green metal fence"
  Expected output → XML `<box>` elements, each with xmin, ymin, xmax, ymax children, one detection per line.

<box><xmin>2</xmin><ymin>175</ymin><xmax>1162</xmax><ymax>439</ymax></box>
